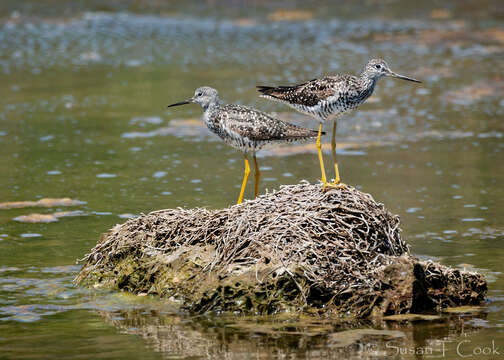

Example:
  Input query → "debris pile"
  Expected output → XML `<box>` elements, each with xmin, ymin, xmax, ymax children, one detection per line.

<box><xmin>76</xmin><ymin>182</ymin><xmax>486</xmax><ymax>317</ymax></box>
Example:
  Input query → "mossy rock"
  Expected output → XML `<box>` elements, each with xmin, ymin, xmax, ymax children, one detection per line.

<box><xmin>76</xmin><ymin>182</ymin><xmax>486</xmax><ymax>317</ymax></box>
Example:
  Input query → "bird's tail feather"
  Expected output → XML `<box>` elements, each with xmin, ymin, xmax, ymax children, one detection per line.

<box><xmin>286</xmin><ymin>125</ymin><xmax>325</xmax><ymax>139</ymax></box>
<box><xmin>257</xmin><ymin>85</ymin><xmax>297</xmax><ymax>99</ymax></box>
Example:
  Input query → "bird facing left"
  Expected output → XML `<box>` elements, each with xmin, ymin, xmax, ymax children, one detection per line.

<box><xmin>167</xmin><ymin>86</ymin><xmax>323</xmax><ymax>204</ymax></box>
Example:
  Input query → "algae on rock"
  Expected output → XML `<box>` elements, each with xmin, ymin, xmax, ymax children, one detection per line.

<box><xmin>76</xmin><ymin>182</ymin><xmax>486</xmax><ymax>317</ymax></box>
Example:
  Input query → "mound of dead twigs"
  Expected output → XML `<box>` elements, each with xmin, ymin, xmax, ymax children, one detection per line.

<box><xmin>76</xmin><ymin>182</ymin><xmax>486</xmax><ymax>317</ymax></box>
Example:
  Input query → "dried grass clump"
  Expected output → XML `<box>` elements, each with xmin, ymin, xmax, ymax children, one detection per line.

<box><xmin>76</xmin><ymin>182</ymin><xmax>486</xmax><ymax>317</ymax></box>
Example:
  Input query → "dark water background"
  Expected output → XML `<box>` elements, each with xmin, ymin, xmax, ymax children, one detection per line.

<box><xmin>1</xmin><ymin>0</ymin><xmax>503</xmax><ymax>358</ymax></box>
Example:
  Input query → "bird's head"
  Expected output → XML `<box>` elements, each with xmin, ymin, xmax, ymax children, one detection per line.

<box><xmin>167</xmin><ymin>86</ymin><xmax>219</xmax><ymax>110</ymax></box>
<box><xmin>363</xmin><ymin>58</ymin><xmax>421</xmax><ymax>83</ymax></box>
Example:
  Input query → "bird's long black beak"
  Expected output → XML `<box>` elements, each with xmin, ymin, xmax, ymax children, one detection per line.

<box><xmin>167</xmin><ymin>98</ymin><xmax>193</xmax><ymax>108</ymax></box>
<box><xmin>387</xmin><ymin>71</ymin><xmax>422</xmax><ymax>83</ymax></box>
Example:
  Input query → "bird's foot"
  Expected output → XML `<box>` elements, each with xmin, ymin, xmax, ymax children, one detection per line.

<box><xmin>322</xmin><ymin>180</ymin><xmax>347</xmax><ymax>190</ymax></box>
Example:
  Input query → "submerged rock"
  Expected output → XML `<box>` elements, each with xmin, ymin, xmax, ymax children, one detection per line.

<box><xmin>76</xmin><ymin>182</ymin><xmax>486</xmax><ymax>318</ymax></box>
<box><xmin>0</xmin><ymin>197</ymin><xmax>85</xmax><ymax>210</ymax></box>
<box><xmin>13</xmin><ymin>210</ymin><xmax>86</xmax><ymax>223</ymax></box>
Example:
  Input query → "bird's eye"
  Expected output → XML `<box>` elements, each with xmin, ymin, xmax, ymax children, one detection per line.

<box><xmin>197</xmin><ymin>92</ymin><xmax>202</xmax><ymax>97</ymax></box>
<box><xmin>375</xmin><ymin>64</ymin><xmax>382</xmax><ymax>69</ymax></box>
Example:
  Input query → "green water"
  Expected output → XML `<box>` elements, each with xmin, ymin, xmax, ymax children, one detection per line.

<box><xmin>1</xmin><ymin>1</ymin><xmax>503</xmax><ymax>358</ymax></box>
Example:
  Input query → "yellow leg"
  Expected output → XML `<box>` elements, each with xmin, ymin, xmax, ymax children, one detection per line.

<box><xmin>330</xmin><ymin>122</ymin><xmax>345</xmax><ymax>188</ymax></box>
<box><xmin>316</xmin><ymin>123</ymin><xmax>328</xmax><ymax>187</ymax></box>
<box><xmin>253</xmin><ymin>154</ymin><xmax>260</xmax><ymax>198</ymax></box>
<box><xmin>237</xmin><ymin>154</ymin><xmax>251</xmax><ymax>204</ymax></box>
<box><xmin>331</xmin><ymin>122</ymin><xmax>341</xmax><ymax>184</ymax></box>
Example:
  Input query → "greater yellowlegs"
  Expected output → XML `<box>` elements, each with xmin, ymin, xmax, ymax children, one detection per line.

<box><xmin>257</xmin><ymin>58</ymin><xmax>421</xmax><ymax>187</ymax></box>
<box><xmin>167</xmin><ymin>86</ymin><xmax>322</xmax><ymax>204</ymax></box>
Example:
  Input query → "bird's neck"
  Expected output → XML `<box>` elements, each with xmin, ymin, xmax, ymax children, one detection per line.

<box><xmin>202</xmin><ymin>99</ymin><xmax>220</xmax><ymax>113</ymax></box>
<box><xmin>359</xmin><ymin>72</ymin><xmax>377</xmax><ymax>93</ymax></box>
<box><xmin>202</xmin><ymin>101</ymin><xmax>221</xmax><ymax>130</ymax></box>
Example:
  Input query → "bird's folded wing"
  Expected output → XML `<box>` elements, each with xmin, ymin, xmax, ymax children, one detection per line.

<box><xmin>258</xmin><ymin>75</ymin><xmax>353</xmax><ymax>107</ymax></box>
<box><xmin>220</xmin><ymin>105</ymin><xmax>318</xmax><ymax>141</ymax></box>
<box><xmin>218</xmin><ymin>106</ymin><xmax>286</xmax><ymax>141</ymax></box>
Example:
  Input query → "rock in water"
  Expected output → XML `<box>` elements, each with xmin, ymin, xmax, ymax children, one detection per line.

<box><xmin>76</xmin><ymin>182</ymin><xmax>486</xmax><ymax>317</ymax></box>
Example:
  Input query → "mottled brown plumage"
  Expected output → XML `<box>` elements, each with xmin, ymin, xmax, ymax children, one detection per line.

<box><xmin>257</xmin><ymin>59</ymin><xmax>420</xmax><ymax>122</ymax></box>
<box><xmin>168</xmin><ymin>87</ymin><xmax>321</xmax><ymax>153</ymax></box>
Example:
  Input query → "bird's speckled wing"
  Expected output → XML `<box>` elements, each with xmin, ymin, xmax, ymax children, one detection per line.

<box><xmin>217</xmin><ymin>104</ymin><xmax>318</xmax><ymax>141</ymax></box>
<box><xmin>257</xmin><ymin>75</ymin><xmax>360</xmax><ymax>107</ymax></box>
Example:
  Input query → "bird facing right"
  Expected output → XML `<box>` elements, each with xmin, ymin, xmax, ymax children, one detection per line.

<box><xmin>257</xmin><ymin>58</ymin><xmax>422</xmax><ymax>188</ymax></box>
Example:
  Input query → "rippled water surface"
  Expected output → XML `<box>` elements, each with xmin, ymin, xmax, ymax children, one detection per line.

<box><xmin>1</xmin><ymin>1</ymin><xmax>503</xmax><ymax>359</ymax></box>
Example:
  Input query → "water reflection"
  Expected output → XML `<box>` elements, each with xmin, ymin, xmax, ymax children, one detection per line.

<box><xmin>100</xmin><ymin>308</ymin><xmax>489</xmax><ymax>359</ymax></box>
<box><xmin>0</xmin><ymin>266</ymin><xmax>177</xmax><ymax>322</ymax></box>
